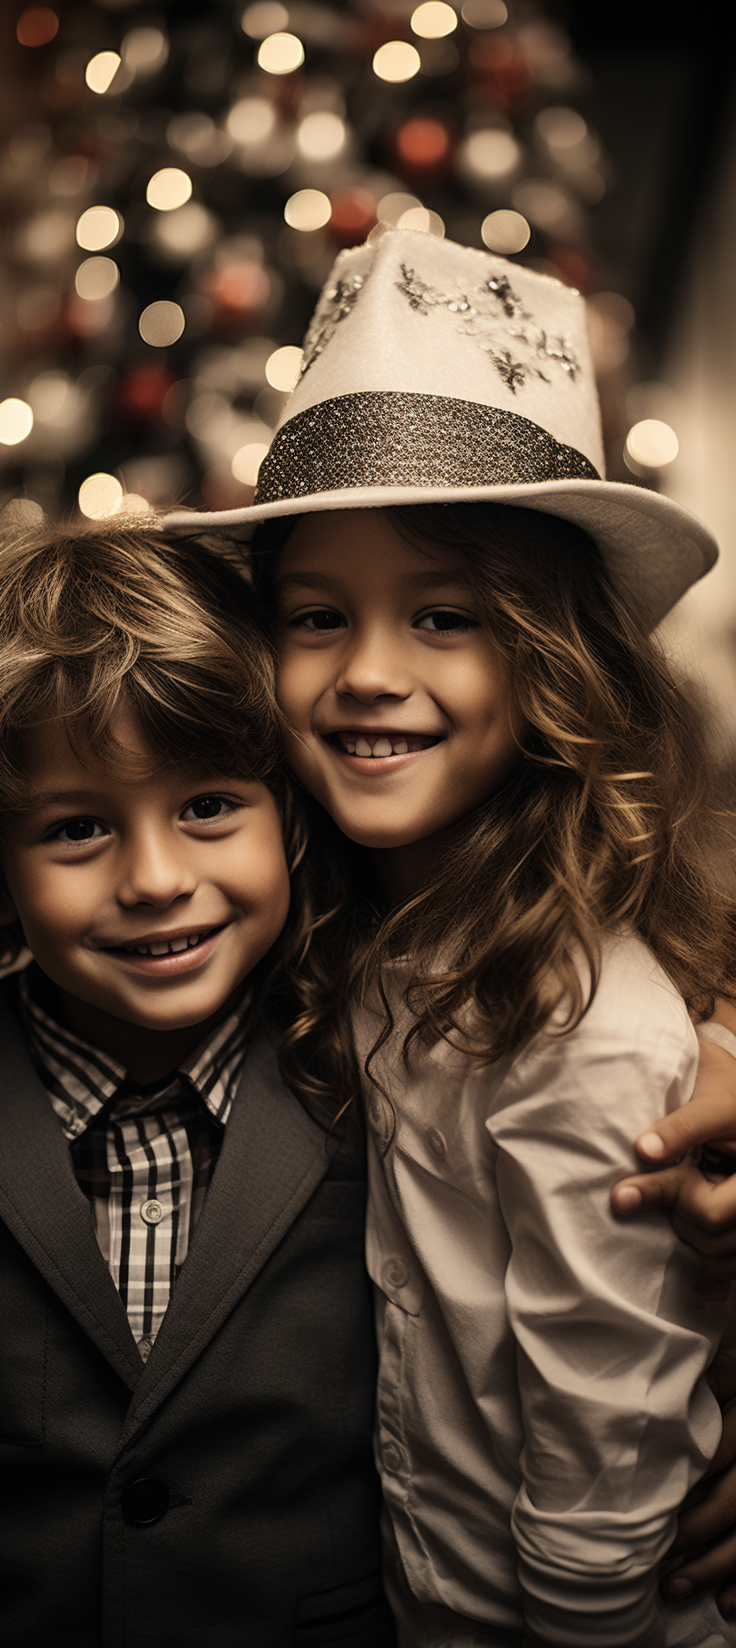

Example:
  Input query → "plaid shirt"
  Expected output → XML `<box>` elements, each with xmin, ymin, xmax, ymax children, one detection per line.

<box><xmin>18</xmin><ymin>967</ymin><xmax>249</xmax><ymax>1361</ymax></box>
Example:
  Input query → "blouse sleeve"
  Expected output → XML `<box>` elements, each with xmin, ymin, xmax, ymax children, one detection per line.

<box><xmin>488</xmin><ymin>963</ymin><xmax>725</xmax><ymax>1647</ymax></box>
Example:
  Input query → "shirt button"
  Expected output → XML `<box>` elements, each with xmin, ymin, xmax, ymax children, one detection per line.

<box><xmin>382</xmin><ymin>1442</ymin><xmax>404</xmax><ymax>1475</ymax></box>
<box><xmin>426</xmin><ymin>1126</ymin><xmax>446</xmax><ymax>1158</ymax></box>
<box><xmin>382</xmin><ymin>1257</ymin><xmax>410</xmax><ymax>1291</ymax></box>
<box><xmin>121</xmin><ymin>1477</ymin><xmax>169</xmax><ymax>1526</ymax></box>
<box><xmin>137</xmin><ymin>1334</ymin><xmax>156</xmax><ymax>1363</ymax></box>
<box><xmin>140</xmin><ymin>1198</ymin><xmax>165</xmax><ymax>1225</ymax></box>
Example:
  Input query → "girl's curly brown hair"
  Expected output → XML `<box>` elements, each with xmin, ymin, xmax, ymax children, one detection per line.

<box><xmin>251</xmin><ymin>502</ymin><xmax>736</xmax><ymax>1115</ymax></box>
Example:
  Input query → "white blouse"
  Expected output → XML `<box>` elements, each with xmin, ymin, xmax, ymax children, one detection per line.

<box><xmin>355</xmin><ymin>932</ymin><xmax>734</xmax><ymax>1648</ymax></box>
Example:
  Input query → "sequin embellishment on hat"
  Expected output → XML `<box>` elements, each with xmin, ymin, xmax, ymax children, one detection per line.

<box><xmin>395</xmin><ymin>263</ymin><xmax>580</xmax><ymax>393</ymax></box>
<box><xmin>300</xmin><ymin>273</ymin><xmax>366</xmax><ymax>377</ymax></box>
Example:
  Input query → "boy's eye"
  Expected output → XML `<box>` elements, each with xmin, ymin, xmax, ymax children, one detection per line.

<box><xmin>415</xmin><ymin>610</ymin><xmax>477</xmax><ymax>634</ymax></box>
<box><xmin>50</xmin><ymin>816</ymin><xmax>106</xmax><ymax>844</ymax></box>
<box><xmin>288</xmin><ymin>607</ymin><xmax>345</xmax><ymax>633</ymax></box>
<box><xmin>181</xmin><ymin>794</ymin><xmax>237</xmax><ymax>822</ymax></box>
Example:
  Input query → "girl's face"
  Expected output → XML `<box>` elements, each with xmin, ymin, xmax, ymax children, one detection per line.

<box><xmin>275</xmin><ymin>509</ymin><xmax>522</xmax><ymax>880</ymax></box>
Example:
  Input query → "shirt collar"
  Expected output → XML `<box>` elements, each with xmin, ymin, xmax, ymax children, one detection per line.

<box><xmin>17</xmin><ymin>965</ymin><xmax>251</xmax><ymax>1141</ymax></box>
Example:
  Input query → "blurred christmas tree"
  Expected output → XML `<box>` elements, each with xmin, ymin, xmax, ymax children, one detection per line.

<box><xmin>0</xmin><ymin>0</ymin><xmax>647</xmax><ymax>523</ymax></box>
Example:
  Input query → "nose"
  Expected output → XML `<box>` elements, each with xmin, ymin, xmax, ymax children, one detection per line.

<box><xmin>115</xmin><ymin>823</ymin><xmax>197</xmax><ymax>909</ymax></box>
<box><xmin>334</xmin><ymin>623</ymin><xmax>412</xmax><ymax>704</ymax></box>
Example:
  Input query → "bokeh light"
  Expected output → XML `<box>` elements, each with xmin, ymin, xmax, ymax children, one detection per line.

<box><xmin>78</xmin><ymin>472</ymin><xmax>124</xmax><ymax>518</ymax></box>
<box><xmin>241</xmin><ymin>3</ymin><xmax>289</xmax><ymax>37</ymax></box>
<box><xmin>76</xmin><ymin>205</ymin><xmax>123</xmax><ymax>250</ymax></box>
<box><xmin>227</xmin><ymin>97</ymin><xmax>277</xmax><ymax>145</ymax></box>
<box><xmin>16</xmin><ymin>8</ymin><xmax>59</xmax><ymax>47</ymax></box>
<box><xmin>284</xmin><ymin>189</ymin><xmax>331</xmax><ymax>230</ymax></box>
<box><xmin>481</xmin><ymin>209</ymin><xmax>530</xmax><ymax>254</ymax></box>
<box><xmin>461</xmin><ymin>0</ymin><xmax>507</xmax><ymax>23</ymax></box>
<box><xmin>231</xmin><ymin>442</ymin><xmax>270</xmax><ymax>484</ymax></box>
<box><xmin>624</xmin><ymin>420</ymin><xmax>679</xmax><ymax>472</ymax></box>
<box><xmin>297</xmin><ymin>112</ymin><xmax>346</xmax><ymax>161</ymax></box>
<box><xmin>0</xmin><ymin>399</ymin><xmax>34</xmax><ymax>446</ymax></box>
<box><xmin>257</xmin><ymin>33</ymin><xmax>305</xmax><ymax>74</ymax></box>
<box><xmin>138</xmin><ymin>301</ymin><xmax>186</xmax><ymax>347</ymax></box>
<box><xmin>74</xmin><ymin>257</ymin><xmax>120</xmax><ymax>300</ymax></box>
<box><xmin>411</xmin><ymin>3</ymin><xmax>458</xmax><ymax>37</ymax></box>
<box><xmin>372</xmin><ymin>42</ymin><xmax>421</xmax><ymax>83</ymax></box>
<box><xmin>462</xmin><ymin>128</ymin><xmax>521</xmax><ymax>182</ymax></box>
<box><xmin>265</xmin><ymin>345</ymin><xmax>303</xmax><ymax>390</ymax></box>
<box><xmin>146</xmin><ymin>169</ymin><xmax>193</xmax><ymax>212</ymax></box>
<box><xmin>85</xmin><ymin>52</ymin><xmax>122</xmax><ymax>94</ymax></box>
<box><xmin>121</xmin><ymin>26</ymin><xmax>169</xmax><ymax>74</ymax></box>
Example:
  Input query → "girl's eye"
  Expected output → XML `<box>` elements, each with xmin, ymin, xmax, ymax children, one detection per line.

<box><xmin>181</xmin><ymin>794</ymin><xmax>238</xmax><ymax>823</ymax></box>
<box><xmin>415</xmin><ymin>610</ymin><xmax>477</xmax><ymax>634</ymax></box>
<box><xmin>288</xmin><ymin>607</ymin><xmax>345</xmax><ymax>633</ymax></box>
<box><xmin>50</xmin><ymin>817</ymin><xmax>106</xmax><ymax>844</ymax></box>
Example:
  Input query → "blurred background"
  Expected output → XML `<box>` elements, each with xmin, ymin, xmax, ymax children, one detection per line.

<box><xmin>1</xmin><ymin>0</ymin><xmax>735</xmax><ymax>745</ymax></box>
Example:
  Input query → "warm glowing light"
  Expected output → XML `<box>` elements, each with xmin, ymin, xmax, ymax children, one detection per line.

<box><xmin>167</xmin><ymin>112</ymin><xmax>230</xmax><ymax>165</ymax></box>
<box><xmin>257</xmin><ymin>32</ymin><xmax>304</xmax><ymax>74</ymax></box>
<box><xmin>284</xmin><ymin>188</ymin><xmax>331</xmax><ymax>230</ymax></box>
<box><xmin>297</xmin><ymin>111</ymin><xmax>346</xmax><ymax>160</ymax></box>
<box><xmin>16</xmin><ymin>8</ymin><xmax>59</xmax><ymax>47</ymax></box>
<box><xmin>76</xmin><ymin>205</ymin><xmax>123</xmax><ymax>251</ymax></box>
<box><xmin>138</xmin><ymin>301</ymin><xmax>186</xmax><ymax>347</ymax></box>
<box><xmin>265</xmin><ymin>345</ymin><xmax>303</xmax><ymax>391</ymax></box>
<box><xmin>411</xmin><ymin>2</ymin><xmax>457</xmax><ymax>37</ymax></box>
<box><xmin>227</xmin><ymin>97</ymin><xmax>277</xmax><ymax>144</ymax></box>
<box><xmin>481</xmin><ymin>209</ymin><xmax>530</xmax><ymax>254</ymax></box>
<box><xmin>74</xmin><ymin>256</ymin><xmax>120</xmax><ymax>300</ymax></box>
<box><xmin>377</xmin><ymin>191</ymin><xmax>422</xmax><ymax>225</ymax></box>
<box><xmin>121</xmin><ymin>26</ymin><xmax>168</xmax><ymax>73</ymax></box>
<box><xmin>231</xmin><ymin>442</ymin><xmax>270</xmax><ymax>484</ymax></box>
<box><xmin>28</xmin><ymin>370</ymin><xmax>71</xmax><ymax>422</ymax></box>
<box><xmin>372</xmin><ymin>41</ymin><xmax>421</xmax><ymax>82</ymax></box>
<box><xmin>78</xmin><ymin>473</ymin><xmax>124</xmax><ymax>519</ymax></box>
<box><xmin>395</xmin><ymin>117</ymin><xmax>452</xmax><ymax>171</ymax></box>
<box><xmin>146</xmin><ymin>168</ymin><xmax>192</xmax><ymax>211</ymax></box>
<box><xmin>241</xmin><ymin>2</ymin><xmax>289</xmax><ymax>37</ymax></box>
<box><xmin>117</xmin><ymin>493</ymin><xmax>152</xmax><ymax>516</ymax></box>
<box><xmin>463</xmin><ymin>128</ymin><xmax>521</xmax><ymax>181</ymax></box>
<box><xmin>625</xmin><ymin>420</ymin><xmax>679</xmax><ymax>472</ymax></box>
<box><xmin>85</xmin><ymin>51</ymin><xmax>122</xmax><ymax>94</ymax></box>
<box><xmin>0</xmin><ymin>399</ymin><xmax>34</xmax><ymax>446</ymax></box>
<box><xmin>512</xmin><ymin>179</ymin><xmax>569</xmax><ymax>230</ymax></box>
<box><xmin>396</xmin><ymin>206</ymin><xmax>445</xmax><ymax>237</ymax></box>
<box><xmin>460</xmin><ymin>0</ymin><xmax>507</xmax><ymax>24</ymax></box>
<box><xmin>154</xmin><ymin>202</ymin><xmax>216</xmax><ymax>259</ymax></box>
<box><xmin>535</xmin><ymin>105</ymin><xmax>588</xmax><ymax>153</ymax></box>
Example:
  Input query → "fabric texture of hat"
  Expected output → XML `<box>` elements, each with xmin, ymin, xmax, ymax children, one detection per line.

<box><xmin>168</xmin><ymin>227</ymin><xmax>717</xmax><ymax>626</ymax></box>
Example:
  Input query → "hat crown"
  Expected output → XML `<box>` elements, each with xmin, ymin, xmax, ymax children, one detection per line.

<box><xmin>273</xmin><ymin>228</ymin><xmax>605</xmax><ymax>478</ymax></box>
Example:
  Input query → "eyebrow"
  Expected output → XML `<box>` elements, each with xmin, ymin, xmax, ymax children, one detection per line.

<box><xmin>275</xmin><ymin>568</ymin><xmax>475</xmax><ymax>595</ymax></box>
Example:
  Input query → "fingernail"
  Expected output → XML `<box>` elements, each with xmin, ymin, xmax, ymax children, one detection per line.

<box><xmin>667</xmin><ymin>1577</ymin><xmax>695</xmax><ymax>1602</ymax></box>
<box><xmin>639</xmin><ymin>1131</ymin><xmax>667</xmax><ymax>1159</ymax></box>
<box><xmin>614</xmin><ymin>1187</ymin><xmax>642</xmax><ymax>1213</ymax></box>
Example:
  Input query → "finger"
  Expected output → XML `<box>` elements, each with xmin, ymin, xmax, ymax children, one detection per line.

<box><xmin>662</xmin><ymin>1528</ymin><xmax>736</xmax><ymax>1600</ymax></box>
<box><xmin>635</xmin><ymin>1043</ymin><xmax>736</xmax><ymax>1164</ymax></box>
<box><xmin>612</xmin><ymin>1161</ymin><xmax>736</xmax><ymax>1243</ymax></box>
<box><xmin>672</xmin><ymin>1466</ymin><xmax>736</xmax><ymax>1555</ymax></box>
<box><xmin>716</xmin><ymin>1578</ymin><xmax>736</xmax><ymax>1620</ymax></box>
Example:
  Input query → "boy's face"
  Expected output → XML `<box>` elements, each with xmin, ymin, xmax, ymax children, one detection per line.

<box><xmin>275</xmin><ymin>509</ymin><xmax>520</xmax><ymax>873</ymax></box>
<box><xmin>0</xmin><ymin>709</ymin><xmax>290</xmax><ymax>1055</ymax></box>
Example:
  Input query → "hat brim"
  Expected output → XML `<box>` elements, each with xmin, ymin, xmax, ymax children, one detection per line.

<box><xmin>166</xmin><ymin>475</ymin><xmax>717</xmax><ymax>631</ymax></box>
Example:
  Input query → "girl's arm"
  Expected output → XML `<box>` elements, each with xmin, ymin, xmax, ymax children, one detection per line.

<box><xmin>490</xmin><ymin>952</ymin><xmax>726</xmax><ymax>1647</ymax></box>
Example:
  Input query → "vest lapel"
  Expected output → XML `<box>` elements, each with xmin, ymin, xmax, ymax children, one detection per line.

<box><xmin>119</xmin><ymin>1030</ymin><xmax>331</xmax><ymax>1442</ymax></box>
<box><xmin>0</xmin><ymin>985</ymin><xmax>142</xmax><ymax>1391</ymax></box>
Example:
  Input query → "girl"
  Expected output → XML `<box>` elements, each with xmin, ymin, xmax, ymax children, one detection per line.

<box><xmin>173</xmin><ymin>229</ymin><xmax>736</xmax><ymax>1646</ymax></box>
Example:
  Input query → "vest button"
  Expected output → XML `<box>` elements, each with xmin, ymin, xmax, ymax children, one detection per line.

<box><xmin>121</xmin><ymin>1477</ymin><xmax>169</xmax><ymax>1525</ymax></box>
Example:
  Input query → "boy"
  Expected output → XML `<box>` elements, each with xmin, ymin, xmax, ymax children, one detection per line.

<box><xmin>0</xmin><ymin>516</ymin><xmax>394</xmax><ymax>1647</ymax></box>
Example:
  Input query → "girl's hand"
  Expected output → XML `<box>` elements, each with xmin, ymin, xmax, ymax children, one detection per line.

<box><xmin>661</xmin><ymin>1347</ymin><xmax>736</xmax><ymax>1618</ymax></box>
<box><xmin>611</xmin><ymin>1029</ymin><xmax>736</xmax><ymax>1275</ymax></box>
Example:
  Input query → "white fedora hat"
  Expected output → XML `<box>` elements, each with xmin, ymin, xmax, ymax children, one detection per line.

<box><xmin>168</xmin><ymin>227</ymin><xmax>717</xmax><ymax>626</ymax></box>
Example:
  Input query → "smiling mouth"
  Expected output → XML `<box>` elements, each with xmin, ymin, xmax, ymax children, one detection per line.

<box><xmin>328</xmin><ymin>732</ymin><xmax>442</xmax><ymax>758</ymax></box>
<box><xmin>106</xmin><ymin>927</ymin><xmax>222</xmax><ymax>958</ymax></box>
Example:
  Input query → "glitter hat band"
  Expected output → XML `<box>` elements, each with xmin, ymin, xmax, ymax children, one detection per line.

<box><xmin>168</xmin><ymin>228</ymin><xmax>718</xmax><ymax>627</ymax></box>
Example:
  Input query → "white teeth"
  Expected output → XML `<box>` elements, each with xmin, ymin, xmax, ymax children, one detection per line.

<box><xmin>392</xmin><ymin>739</ymin><xmax>408</xmax><ymax>755</ymax></box>
<box><xmin>355</xmin><ymin>735</ymin><xmax>373</xmax><ymax>757</ymax></box>
<box><xmin>123</xmin><ymin>933</ymin><xmax>205</xmax><ymax>956</ymax></box>
<box><xmin>148</xmin><ymin>942</ymin><xmax>169</xmax><ymax>956</ymax></box>
<box><xmin>170</xmin><ymin>937</ymin><xmax>189</xmax><ymax>953</ymax></box>
<box><xmin>373</xmin><ymin>737</ymin><xmax>393</xmax><ymax>757</ymax></box>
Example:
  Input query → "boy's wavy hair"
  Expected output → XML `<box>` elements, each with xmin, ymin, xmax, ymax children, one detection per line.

<box><xmin>251</xmin><ymin>501</ymin><xmax>736</xmax><ymax>1113</ymax></box>
<box><xmin>0</xmin><ymin>513</ymin><xmax>305</xmax><ymax>991</ymax></box>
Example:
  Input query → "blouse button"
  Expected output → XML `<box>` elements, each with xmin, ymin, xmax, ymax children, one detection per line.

<box><xmin>140</xmin><ymin>1198</ymin><xmax>165</xmax><ymax>1225</ymax></box>
<box><xmin>382</xmin><ymin>1257</ymin><xmax>410</xmax><ymax>1291</ymax></box>
<box><xmin>426</xmin><ymin>1126</ymin><xmax>447</xmax><ymax>1158</ymax></box>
